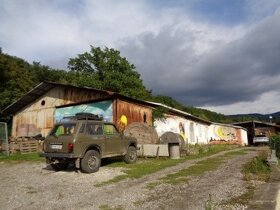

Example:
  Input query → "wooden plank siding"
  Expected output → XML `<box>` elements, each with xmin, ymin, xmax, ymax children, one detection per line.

<box><xmin>115</xmin><ymin>99</ymin><xmax>153</xmax><ymax>130</ymax></box>
<box><xmin>12</xmin><ymin>86</ymin><xmax>109</xmax><ymax>137</ymax></box>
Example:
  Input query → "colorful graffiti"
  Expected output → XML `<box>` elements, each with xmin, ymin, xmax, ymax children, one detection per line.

<box><xmin>179</xmin><ymin>122</ymin><xmax>187</xmax><ymax>142</ymax></box>
<box><xmin>214</xmin><ymin>125</ymin><xmax>236</xmax><ymax>140</ymax></box>
<box><xmin>55</xmin><ymin>101</ymin><xmax>113</xmax><ymax>122</ymax></box>
<box><xmin>154</xmin><ymin>116</ymin><xmax>189</xmax><ymax>143</ymax></box>
<box><xmin>118</xmin><ymin>114</ymin><xmax>128</xmax><ymax>132</ymax></box>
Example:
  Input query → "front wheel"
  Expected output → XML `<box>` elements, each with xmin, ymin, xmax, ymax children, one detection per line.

<box><xmin>124</xmin><ymin>146</ymin><xmax>137</xmax><ymax>164</ymax></box>
<box><xmin>80</xmin><ymin>150</ymin><xmax>101</xmax><ymax>173</ymax></box>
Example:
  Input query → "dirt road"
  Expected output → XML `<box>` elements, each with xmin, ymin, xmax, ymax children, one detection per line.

<box><xmin>0</xmin><ymin>148</ymin><xmax>260</xmax><ymax>210</ymax></box>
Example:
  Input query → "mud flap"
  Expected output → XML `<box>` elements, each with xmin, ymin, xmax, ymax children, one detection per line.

<box><xmin>75</xmin><ymin>158</ymin><xmax>80</xmax><ymax>168</ymax></box>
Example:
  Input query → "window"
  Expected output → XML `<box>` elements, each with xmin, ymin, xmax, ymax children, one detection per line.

<box><xmin>50</xmin><ymin>123</ymin><xmax>76</xmax><ymax>136</ymax></box>
<box><xmin>87</xmin><ymin>123</ymin><xmax>103</xmax><ymax>135</ymax></box>
<box><xmin>79</xmin><ymin>124</ymin><xmax>85</xmax><ymax>133</ymax></box>
<box><xmin>104</xmin><ymin>124</ymin><xmax>118</xmax><ymax>135</ymax></box>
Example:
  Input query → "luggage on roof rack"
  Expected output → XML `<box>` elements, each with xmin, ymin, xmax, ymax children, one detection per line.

<box><xmin>75</xmin><ymin>112</ymin><xmax>103</xmax><ymax>120</ymax></box>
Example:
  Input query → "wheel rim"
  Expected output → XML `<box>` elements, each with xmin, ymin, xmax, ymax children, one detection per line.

<box><xmin>129</xmin><ymin>150</ymin><xmax>136</xmax><ymax>161</ymax></box>
<box><xmin>88</xmin><ymin>156</ymin><xmax>97</xmax><ymax>169</ymax></box>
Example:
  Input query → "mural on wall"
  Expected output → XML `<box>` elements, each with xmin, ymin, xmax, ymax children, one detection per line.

<box><xmin>213</xmin><ymin>125</ymin><xmax>236</xmax><ymax>140</ymax></box>
<box><xmin>179</xmin><ymin>122</ymin><xmax>188</xmax><ymax>142</ymax></box>
<box><xmin>55</xmin><ymin>101</ymin><xmax>113</xmax><ymax>122</ymax></box>
<box><xmin>154</xmin><ymin>116</ymin><xmax>189</xmax><ymax>142</ymax></box>
<box><xmin>118</xmin><ymin>114</ymin><xmax>128</xmax><ymax>132</ymax></box>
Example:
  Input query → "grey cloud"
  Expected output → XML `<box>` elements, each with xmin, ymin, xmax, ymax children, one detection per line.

<box><xmin>121</xmin><ymin>10</ymin><xmax>280</xmax><ymax>107</ymax></box>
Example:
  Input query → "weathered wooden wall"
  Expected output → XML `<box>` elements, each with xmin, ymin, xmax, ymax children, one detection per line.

<box><xmin>12</xmin><ymin>87</ymin><xmax>109</xmax><ymax>137</ymax></box>
<box><xmin>115</xmin><ymin>99</ymin><xmax>153</xmax><ymax>131</ymax></box>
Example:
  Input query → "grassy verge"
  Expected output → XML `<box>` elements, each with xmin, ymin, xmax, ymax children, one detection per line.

<box><xmin>159</xmin><ymin>149</ymin><xmax>248</xmax><ymax>185</ymax></box>
<box><xmin>98</xmin><ymin>204</ymin><xmax>123</xmax><ymax>210</ymax></box>
<box><xmin>0</xmin><ymin>152</ymin><xmax>44</xmax><ymax>162</ymax></box>
<box><xmin>96</xmin><ymin>145</ymin><xmax>241</xmax><ymax>187</ymax></box>
<box><xmin>160</xmin><ymin>157</ymin><xmax>225</xmax><ymax>185</ymax></box>
<box><xmin>243</xmin><ymin>148</ymin><xmax>271</xmax><ymax>182</ymax></box>
<box><xmin>221</xmin><ymin>148</ymin><xmax>271</xmax><ymax>207</ymax></box>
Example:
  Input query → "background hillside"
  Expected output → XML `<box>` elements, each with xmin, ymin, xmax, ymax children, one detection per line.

<box><xmin>1</xmin><ymin>47</ymin><xmax>278</xmax><ymax>125</ymax></box>
<box><xmin>228</xmin><ymin>112</ymin><xmax>280</xmax><ymax>124</ymax></box>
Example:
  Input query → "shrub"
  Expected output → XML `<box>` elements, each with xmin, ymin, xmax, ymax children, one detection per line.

<box><xmin>270</xmin><ymin>135</ymin><xmax>280</xmax><ymax>158</ymax></box>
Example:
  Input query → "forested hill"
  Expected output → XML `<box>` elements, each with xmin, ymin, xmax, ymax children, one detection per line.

<box><xmin>0</xmin><ymin>47</ymin><xmax>232</xmax><ymax>123</ymax></box>
<box><xmin>228</xmin><ymin>112</ymin><xmax>280</xmax><ymax>124</ymax></box>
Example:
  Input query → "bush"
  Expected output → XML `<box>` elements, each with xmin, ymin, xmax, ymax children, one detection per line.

<box><xmin>270</xmin><ymin>135</ymin><xmax>280</xmax><ymax>158</ymax></box>
<box><xmin>243</xmin><ymin>156</ymin><xmax>270</xmax><ymax>174</ymax></box>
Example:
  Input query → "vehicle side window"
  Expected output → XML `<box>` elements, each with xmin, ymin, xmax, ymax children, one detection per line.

<box><xmin>79</xmin><ymin>124</ymin><xmax>85</xmax><ymax>133</ymax></box>
<box><xmin>51</xmin><ymin>123</ymin><xmax>76</xmax><ymax>136</ymax></box>
<box><xmin>87</xmin><ymin>123</ymin><xmax>103</xmax><ymax>135</ymax></box>
<box><xmin>104</xmin><ymin>124</ymin><xmax>118</xmax><ymax>135</ymax></box>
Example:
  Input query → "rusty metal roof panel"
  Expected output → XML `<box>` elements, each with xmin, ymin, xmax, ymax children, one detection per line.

<box><xmin>146</xmin><ymin>101</ymin><xmax>211</xmax><ymax>125</ymax></box>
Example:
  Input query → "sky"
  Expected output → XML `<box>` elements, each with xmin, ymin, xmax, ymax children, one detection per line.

<box><xmin>0</xmin><ymin>0</ymin><xmax>280</xmax><ymax>115</ymax></box>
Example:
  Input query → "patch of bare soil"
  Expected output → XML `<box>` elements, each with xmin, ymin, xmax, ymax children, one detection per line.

<box><xmin>0</xmin><ymin>148</ymin><xmax>259</xmax><ymax>210</ymax></box>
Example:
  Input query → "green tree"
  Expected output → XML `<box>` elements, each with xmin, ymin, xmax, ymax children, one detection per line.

<box><xmin>68</xmin><ymin>46</ymin><xmax>151</xmax><ymax>100</ymax></box>
<box><xmin>0</xmin><ymin>53</ymin><xmax>36</xmax><ymax>110</ymax></box>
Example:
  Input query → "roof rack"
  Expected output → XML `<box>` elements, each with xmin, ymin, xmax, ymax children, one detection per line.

<box><xmin>76</xmin><ymin>112</ymin><xmax>103</xmax><ymax>120</ymax></box>
<box><xmin>63</xmin><ymin>112</ymin><xmax>103</xmax><ymax>121</ymax></box>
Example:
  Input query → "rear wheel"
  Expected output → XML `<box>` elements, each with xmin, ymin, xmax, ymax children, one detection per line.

<box><xmin>80</xmin><ymin>150</ymin><xmax>101</xmax><ymax>173</ymax></box>
<box><xmin>124</xmin><ymin>146</ymin><xmax>137</xmax><ymax>164</ymax></box>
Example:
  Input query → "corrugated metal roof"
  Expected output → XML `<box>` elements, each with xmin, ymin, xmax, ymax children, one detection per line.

<box><xmin>2</xmin><ymin>81</ymin><xmax>214</xmax><ymax>125</ymax></box>
<box><xmin>212</xmin><ymin>122</ymin><xmax>247</xmax><ymax>130</ymax></box>
<box><xmin>146</xmin><ymin>101</ymin><xmax>211</xmax><ymax>125</ymax></box>
<box><xmin>233</xmin><ymin>120</ymin><xmax>280</xmax><ymax>128</ymax></box>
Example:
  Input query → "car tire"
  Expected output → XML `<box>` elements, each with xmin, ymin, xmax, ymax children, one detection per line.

<box><xmin>80</xmin><ymin>150</ymin><xmax>101</xmax><ymax>173</ymax></box>
<box><xmin>50</xmin><ymin>162</ymin><xmax>69</xmax><ymax>171</ymax></box>
<box><xmin>124</xmin><ymin>146</ymin><xmax>137</xmax><ymax>164</ymax></box>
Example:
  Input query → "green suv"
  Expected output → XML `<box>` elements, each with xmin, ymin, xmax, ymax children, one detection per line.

<box><xmin>41</xmin><ymin>113</ymin><xmax>137</xmax><ymax>173</ymax></box>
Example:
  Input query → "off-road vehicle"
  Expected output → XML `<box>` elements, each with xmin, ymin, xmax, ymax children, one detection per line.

<box><xmin>41</xmin><ymin>113</ymin><xmax>137</xmax><ymax>173</ymax></box>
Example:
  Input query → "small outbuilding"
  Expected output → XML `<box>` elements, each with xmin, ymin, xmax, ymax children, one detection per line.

<box><xmin>233</xmin><ymin>121</ymin><xmax>280</xmax><ymax>145</ymax></box>
<box><xmin>2</xmin><ymin>82</ymin><xmax>249</xmax><ymax>147</ymax></box>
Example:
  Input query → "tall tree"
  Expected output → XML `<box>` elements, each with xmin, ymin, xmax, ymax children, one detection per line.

<box><xmin>68</xmin><ymin>46</ymin><xmax>151</xmax><ymax>100</ymax></box>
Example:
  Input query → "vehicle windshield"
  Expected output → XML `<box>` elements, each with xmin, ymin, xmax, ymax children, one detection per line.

<box><xmin>50</xmin><ymin>123</ymin><xmax>77</xmax><ymax>137</ymax></box>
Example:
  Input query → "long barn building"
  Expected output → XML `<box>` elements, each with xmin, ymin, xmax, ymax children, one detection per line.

<box><xmin>2</xmin><ymin>82</ymin><xmax>248</xmax><ymax>145</ymax></box>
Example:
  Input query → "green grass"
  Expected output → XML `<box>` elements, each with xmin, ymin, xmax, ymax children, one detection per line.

<box><xmin>160</xmin><ymin>157</ymin><xmax>225</xmax><ymax>184</ymax></box>
<box><xmin>243</xmin><ymin>154</ymin><xmax>271</xmax><ymax>182</ymax></box>
<box><xmin>159</xmin><ymin>149</ymin><xmax>248</xmax><ymax>185</ymax></box>
<box><xmin>223</xmin><ymin>149</ymin><xmax>248</xmax><ymax>157</ymax></box>
<box><xmin>0</xmin><ymin>152</ymin><xmax>44</xmax><ymax>162</ymax></box>
<box><xmin>222</xmin><ymin>148</ymin><xmax>271</xmax><ymax>207</ymax></box>
<box><xmin>98</xmin><ymin>205</ymin><xmax>123</xmax><ymax>210</ymax></box>
<box><xmin>96</xmin><ymin>145</ymin><xmax>241</xmax><ymax>187</ymax></box>
<box><xmin>220</xmin><ymin>186</ymin><xmax>255</xmax><ymax>207</ymax></box>
<box><xmin>96</xmin><ymin>157</ymin><xmax>185</xmax><ymax>186</ymax></box>
<box><xmin>145</xmin><ymin>181</ymin><xmax>162</xmax><ymax>190</ymax></box>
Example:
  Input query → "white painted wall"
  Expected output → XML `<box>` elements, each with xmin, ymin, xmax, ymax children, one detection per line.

<box><xmin>154</xmin><ymin>115</ymin><xmax>248</xmax><ymax>146</ymax></box>
<box><xmin>241</xmin><ymin>129</ymin><xmax>248</xmax><ymax>145</ymax></box>
<box><xmin>208</xmin><ymin>124</ymin><xmax>238</xmax><ymax>141</ymax></box>
<box><xmin>154</xmin><ymin>114</ymin><xmax>209</xmax><ymax>145</ymax></box>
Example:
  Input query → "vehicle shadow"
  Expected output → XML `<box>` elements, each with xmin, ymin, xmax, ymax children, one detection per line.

<box><xmin>42</xmin><ymin>158</ymin><xmax>124</xmax><ymax>173</ymax></box>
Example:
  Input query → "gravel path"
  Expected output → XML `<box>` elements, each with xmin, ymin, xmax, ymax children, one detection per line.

<box><xmin>0</xmin><ymin>148</ymin><xmax>259</xmax><ymax>210</ymax></box>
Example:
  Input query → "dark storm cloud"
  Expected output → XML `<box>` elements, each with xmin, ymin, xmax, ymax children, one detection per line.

<box><xmin>121</xmin><ymin>10</ymin><xmax>280</xmax><ymax>107</ymax></box>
